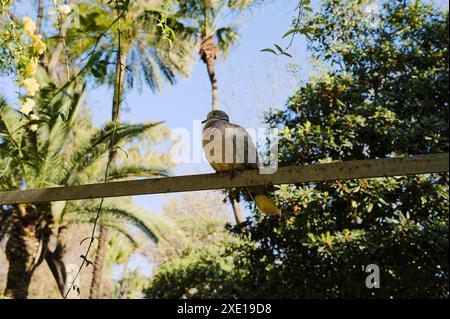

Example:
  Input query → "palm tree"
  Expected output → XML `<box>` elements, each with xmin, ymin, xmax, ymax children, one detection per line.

<box><xmin>176</xmin><ymin>0</ymin><xmax>260</xmax><ymax>111</ymax></box>
<box><xmin>0</xmin><ymin>68</ymin><xmax>169</xmax><ymax>298</ymax></box>
<box><xmin>62</xmin><ymin>0</ymin><xmax>196</xmax><ymax>298</ymax></box>
<box><xmin>62</xmin><ymin>0</ymin><xmax>195</xmax><ymax>118</ymax></box>
<box><xmin>36</xmin><ymin>0</ymin><xmax>44</xmax><ymax>34</ymax></box>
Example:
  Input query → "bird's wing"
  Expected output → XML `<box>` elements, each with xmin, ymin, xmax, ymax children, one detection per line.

<box><xmin>228</xmin><ymin>123</ymin><xmax>258</xmax><ymax>170</ymax></box>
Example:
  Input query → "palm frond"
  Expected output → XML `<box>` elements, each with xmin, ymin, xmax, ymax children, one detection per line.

<box><xmin>215</xmin><ymin>26</ymin><xmax>239</xmax><ymax>57</ymax></box>
<box><xmin>0</xmin><ymin>99</ymin><xmax>32</xmax><ymax>185</ymax></box>
<box><xmin>107</xmin><ymin>165</ymin><xmax>169</xmax><ymax>180</ymax></box>
<box><xmin>60</xmin><ymin>121</ymin><xmax>162</xmax><ymax>184</ymax></box>
<box><xmin>227</xmin><ymin>0</ymin><xmax>262</xmax><ymax>10</ymax></box>
<box><xmin>64</xmin><ymin>198</ymin><xmax>159</xmax><ymax>243</ymax></box>
<box><xmin>105</xmin><ymin>224</ymin><xmax>140</xmax><ymax>249</ymax></box>
<box><xmin>0</xmin><ymin>99</ymin><xmax>26</xmax><ymax>152</ymax></box>
<box><xmin>137</xmin><ymin>43</ymin><xmax>167</xmax><ymax>92</ymax></box>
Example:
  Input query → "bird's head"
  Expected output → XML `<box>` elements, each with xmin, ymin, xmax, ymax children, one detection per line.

<box><xmin>202</xmin><ymin>110</ymin><xmax>230</xmax><ymax>124</ymax></box>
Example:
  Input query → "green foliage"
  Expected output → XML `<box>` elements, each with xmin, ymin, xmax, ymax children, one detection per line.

<box><xmin>66</xmin><ymin>0</ymin><xmax>195</xmax><ymax>93</ymax></box>
<box><xmin>112</xmin><ymin>269</ymin><xmax>151</xmax><ymax>299</ymax></box>
<box><xmin>64</xmin><ymin>198</ymin><xmax>160</xmax><ymax>243</ymax></box>
<box><xmin>233</xmin><ymin>0</ymin><xmax>449</xmax><ymax>299</ymax></box>
<box><xmin>143</xmin><ymin>192</ymin><xmax>248</xmax><ymax>299</ymax></box>
<box><xmin>261</xmin><ymin>0</ymin><xmax>313</xmax><ymax>57</ymax></box>
<box><xmin>146</xmin><ymin>192</ymin><xmax>232</xmax><ymax>265</ymax></box>
<box><xmin>176</xmin><ymin>0</ymin><xmax>261</xmax><ymax>57</ymax></box>
<box><xmin>0</xmin><ymin>66</ymin><xmax>170</xmax><ymax>240</ymax></box>
<box><xmin>144</xmin><ymin>239</ymin><xmax>245</xmax><ymax>299</ymax></box>
<box><xmin>144</xmin><ymin>0</ymin><xmax>449</xmax><ymax>299</ymax></box>
<box><xmin>157</xmin><ymin>0</ymin><xmax>177</xmax><ymax>47</ymax></box>
<box><xmin>0</xmin><ymin>0</ymin><xmax>14</xmax><ymax>15</ymax></box>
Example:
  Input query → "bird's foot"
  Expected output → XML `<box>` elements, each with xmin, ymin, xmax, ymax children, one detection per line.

<box><xmin>230</xmin><ymin>169</ymin><xmax>239</xmax><ymax>180</ymax></box>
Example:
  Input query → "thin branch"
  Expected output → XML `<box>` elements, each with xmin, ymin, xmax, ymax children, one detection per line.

<box><xmin>63</xmin><ymin>0</ymin><xmax>125</xmax><ymax>299</ymax></box>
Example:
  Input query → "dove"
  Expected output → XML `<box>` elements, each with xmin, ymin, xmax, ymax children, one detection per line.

<box><xmin>202</xmin><ymin>110</ymin><xmax>280</xmax><ymax>215</ymax></box>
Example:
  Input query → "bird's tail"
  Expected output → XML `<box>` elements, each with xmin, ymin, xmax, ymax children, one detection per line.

<box><xmin>246</xmin><ymin>186</ymin><xmax>280</xmax><ymax>215</ymax></box>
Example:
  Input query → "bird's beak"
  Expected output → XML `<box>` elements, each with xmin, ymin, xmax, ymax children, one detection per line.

<box><xmin>201</xmin><ymin>119</ymin><xmax>207</xmax><ymax>124</ymax></box>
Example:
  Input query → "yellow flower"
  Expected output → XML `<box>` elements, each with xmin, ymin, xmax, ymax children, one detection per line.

<box><xmin>30</xmin><ymin>34</ymin><xmax>41</xmax><ymax>42</ymax></box>
<box><xmin>30</xmin><ymin>34</ymin><xmax>47</xmax><ymax>55</ymax></box>
<box><xmin>26</xmin><ymin>57</ymin><xmax>38</xmax><ymax>76</ymax></box>
<box><xmin>58</xmin><ymin>4</ymin><xmax>72</xmax><ymax>15</ymax></box>
<box><xmin>23</xmin><ymin>78</ymin><xmax>40</xmax><ymax>96</ymax></box>
<box><xmin>34</xmin><ymin>40</ymin><xmax>47</xmax><ymax>55</ymax></box>
<box><xmin>23</xmin><ymin>16</ymin><xmax>36</xmax><ymax>37</ymax></box>
<box><xmin>20</xmin><ymin>98</ymin><xmax>35</xmax><ymax>115</ymax></box>
<box><xmin>29</xmin><ymin>114</ymin><xmax>39</xmax><ymax>132</ymax></box>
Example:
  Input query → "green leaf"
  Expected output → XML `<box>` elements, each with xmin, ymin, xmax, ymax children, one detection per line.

<box><xmin>336</xmin><ymin>99</ymin><xmax>346</xmax><ymax>107</ymax></box>
<box><xmin>260</xmin><ymin>48</ymin><xmax>277</xmax><ymax>55</ymax></box>
<box><xmin>274</xmin><ymin>44</ymin><xmax>283</xmax><ymax>53</ymax></box>
<box><xmin>282</xmin><ymin>29</ymin><xmax>298</xmax><ymax>39</ymax></box>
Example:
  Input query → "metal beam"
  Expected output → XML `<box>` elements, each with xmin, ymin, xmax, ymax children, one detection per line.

<box><xmin>0</xmin><ymin>153</ymin><xmax>448</xmax><ymax>205</ymax></box>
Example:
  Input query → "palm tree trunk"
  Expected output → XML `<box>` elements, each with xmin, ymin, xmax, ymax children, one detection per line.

<box><xmin>45</xmin><ymin>225</ymin><xmax>68</xmax><ymax>298</ymax></box>
<box><xmin>47</xmin><ymin>0</ymin><xmax>75</xmax><ymax>78</ymax></box>
<box><xmin>89</xmin><ymin>225</ymin><xmax>109</xmax><ymax>299</ymax></box>
<box><xmin>111</xmin><ymin>48</ymin><xmax>128</xmax><ymax>122</ymax></box>
<box><xmin>4</xmin><ymin>205</ymin><xmax>43</xmax><ymax>299</ymax></box>
<box><xmin>36</xmin><ymin>0</ymin><xmax>44</xmax><ymax>34</ymax></box>
<box><xmin>200</xmin><ymin>35</ymin><xmax>242</xmax><ymax>222</ymax></box>
<box><xmin>200</xmin><ymin>35</ymin><xmax>219</xmax><ymax>111</ymax></box>
<box><xmin>89</xmin><ymin>47</ymin><xmax>128</xmax><ymax>300</ymax></box>
<box><xmin>206</xmin><ymin>58</ymin><xmax>219</xmax><ymax>111</ymax></box>
<box><xmin>4</xmin><ymin>229</ymin><xmax>38</xmax><ymax>298</ymax></box>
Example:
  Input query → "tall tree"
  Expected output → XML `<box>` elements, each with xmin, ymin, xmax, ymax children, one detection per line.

<box><xmin>62</xmin><ymin>0</ymin><xmax>195</xmax><ymax>298</ymax></box>
<box><xmin>232</xmin><ymin>0</ymin><xmax>449</xmax><ymax>298</ymax></box>
<box><xmin>144</xmin><ymin>0</ymin><xmax>449</xmax><ymax>299</ymax></box>
<box><xmin>177</xmin><ymin>0</ymin><xmax>260</xmax><ymax>111</ymax></box>
<box><xmin>36</xmin><ymin>0</ymin><xmax>44</xmax><ymax>34</ymax></box>
<box><xmin>0</xmin><ymin>67</ymin><xmax>169</xmax><ymax>298</ymax></box>
<box><xmin>1</xmin><ymin>0</ymin><xmax>187</xmax><ymax>298</ymax></box>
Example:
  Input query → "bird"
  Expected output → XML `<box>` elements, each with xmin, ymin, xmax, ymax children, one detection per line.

<box><xmin>202</xmin><ymin>110</ymin><xmax>280</xmax><ymax>215</ymax></box>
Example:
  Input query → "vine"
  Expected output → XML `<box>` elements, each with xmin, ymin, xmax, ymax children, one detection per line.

<box><xmin>260</xmin><ymin>0</ymin><xmax>313</xmax><ymax>58</ymax></box>
<box><xmin>63</xmin><ymin>0</ymin><xmax>126</xmax><ymax>299</ymax></box>
<box><xmin>157</xmin><ymin>0</ymin><xmax>176</xmax><ymax>47</ymax></box>
<box><xmin>50</xmin><ymin>0</ymin><xmax>73</xmax><ymax>82</ymax></box>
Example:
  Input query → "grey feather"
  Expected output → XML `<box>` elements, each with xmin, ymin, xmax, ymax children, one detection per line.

<box><xmin>202</xmin><ymin>110</ymin><xmax>280</xmax><ymax>215</ymax></box>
